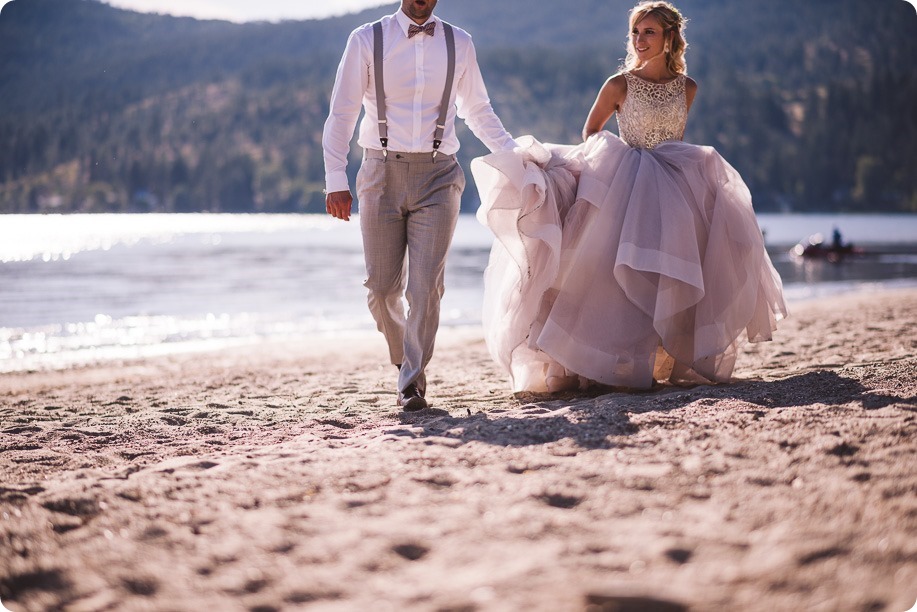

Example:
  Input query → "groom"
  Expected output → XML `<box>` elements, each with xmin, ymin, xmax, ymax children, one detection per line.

<box><xmin>322</xmin><ymin>0</ymin><xmax>517</xmax><ymax>411</ymax></box>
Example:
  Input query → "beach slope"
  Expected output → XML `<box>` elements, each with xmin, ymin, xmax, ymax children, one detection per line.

<box><xmin>1</xmin><ymin>289</ymin><xmax>915</xmax><ymax>611</ymax></box>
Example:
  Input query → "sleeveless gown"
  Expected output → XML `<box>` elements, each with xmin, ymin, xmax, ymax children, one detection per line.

<box><xmin>472</xmin><ymin>72</ymin><xmax>787</xmax><ymax>392</ymax></box>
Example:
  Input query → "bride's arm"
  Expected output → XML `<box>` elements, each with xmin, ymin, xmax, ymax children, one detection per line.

<box><xmin>685</xmin><ymin>76</ymin><xmax>698</xmax><ymax>114</ymax></box>
<box><xmin>582</xmin><ymin>73</ymin><xmax>627</xmax><ymax>142</ymax></box>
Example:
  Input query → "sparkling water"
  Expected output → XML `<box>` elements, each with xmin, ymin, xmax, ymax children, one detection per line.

<box><xmin>2</xmin><ymin>213</ymin><xmax>916</xmax><ymax>373</ymax></box>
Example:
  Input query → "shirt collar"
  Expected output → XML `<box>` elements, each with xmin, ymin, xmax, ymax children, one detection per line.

<box><xmin>393</xmin><ymin>9</ymin><xmax>439</xmax><ymax>38</ymax></box>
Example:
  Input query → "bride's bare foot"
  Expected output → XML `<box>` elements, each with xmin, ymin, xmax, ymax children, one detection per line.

<box><xmin>653</xmin><ymin>345</ymin><xmax>676</xmax><ymax>382</ymax></box>
<box><xmin>546</xmin><ymin>374</ymin><xmax>579</xmax><ymax>393</ymax></box>
<box><xmin>545</xmin><ymin>363</ymin><xmax>579</xmax><ymax>393</ymax></box>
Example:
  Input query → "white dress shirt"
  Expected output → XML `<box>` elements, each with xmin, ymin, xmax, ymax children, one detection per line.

<box><xmin>322</xmin><ymin>10</ymin><xmax>518</xmax><ymax>193</ymax></box>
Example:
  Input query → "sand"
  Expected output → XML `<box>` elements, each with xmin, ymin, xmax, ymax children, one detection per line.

<box><xmin>1</xmin><ymin>288</ymin><xmax>915</xmax><ymax>612</ymax></box>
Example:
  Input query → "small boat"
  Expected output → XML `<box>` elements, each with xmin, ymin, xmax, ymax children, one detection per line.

<box><xmin>790</xmin><ymin>232</ymin><xmax>862</xmax><ymax>263</ymax></box>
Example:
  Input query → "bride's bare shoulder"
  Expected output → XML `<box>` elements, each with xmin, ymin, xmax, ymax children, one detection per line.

<box><xmin>598</xmin><ymin>72</ymin><xmax>628</xmax><ymax>100</ymax></box>
<box><xmin>604</xmin><ymin>72</ymin><xmax>629</xmax><ymax>90</ymax></box>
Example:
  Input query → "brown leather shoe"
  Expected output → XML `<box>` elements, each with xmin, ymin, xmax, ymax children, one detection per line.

<box><xmin>398</xmin><ymin>383</ymin><xmax>427</xmax><ymax>412</ymax></box>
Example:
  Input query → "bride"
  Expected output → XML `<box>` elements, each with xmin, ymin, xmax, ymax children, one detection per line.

<box><xmin>472</xmin><ymin>0</ymin><xmax>787</xmax><ymax>393</ymax></box>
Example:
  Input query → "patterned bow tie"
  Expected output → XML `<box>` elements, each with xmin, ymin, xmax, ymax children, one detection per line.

<box><xmin>408</xmin><ymin>22</ymin><xmax>436</xmax><ymax>38</ymax></box>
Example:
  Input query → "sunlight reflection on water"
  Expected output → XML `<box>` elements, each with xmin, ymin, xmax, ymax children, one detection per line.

<box><xmin>1</xmin><ymin>212</ymin><xmax>915</xmax><ymax>372</ymax></box>
<box><xmin>0</xmin><ymin>213</ymin><xmax>345</xmax><ymax>263</ymax></box>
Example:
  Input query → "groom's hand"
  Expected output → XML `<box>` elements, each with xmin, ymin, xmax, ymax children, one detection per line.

<box><xmin>326</xmin><ymin>190</ymin><xmax>353</xmax><ymax>221</ymax></box>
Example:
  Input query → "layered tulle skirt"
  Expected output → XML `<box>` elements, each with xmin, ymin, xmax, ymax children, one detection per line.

<box><xmin>472</xmin><ymin>132</ymin><xmax>787</xmax><ymax>392</ymax></box>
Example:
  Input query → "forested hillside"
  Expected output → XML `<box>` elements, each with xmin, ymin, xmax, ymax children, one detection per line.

<box><xmin>1</xmin><ymin>0</ymin><xmax>915</xmax><ymax>213</ymax></box>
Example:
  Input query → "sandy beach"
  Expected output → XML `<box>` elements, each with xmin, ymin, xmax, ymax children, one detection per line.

<box><xmin>1</xmin><ymin>288</ymin><xmax>915</xmax><ymax>611</ymax></box>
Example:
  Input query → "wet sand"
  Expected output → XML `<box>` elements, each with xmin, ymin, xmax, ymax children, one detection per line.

<box><xmin>1</xmin><ymin>288</ymin><xmax>916</xmax><ymax>611</ymax></box>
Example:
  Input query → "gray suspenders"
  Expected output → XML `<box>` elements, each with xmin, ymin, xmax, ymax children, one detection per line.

<box><xmin>372</xmin><ymin>20</ymin><xmax>456</xmax><ymax>160</ymax></box>
<box><xmin>372</xmin><ymin>22</ymin><xmax>389</xmax><ymax>156</ymax></box>
<box><xmin>433</xmin><ymin>24</ymin><xmax>456</xmax><ymax>157</ymax></box>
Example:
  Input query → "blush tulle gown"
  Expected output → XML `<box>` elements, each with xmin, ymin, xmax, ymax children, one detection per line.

<box><xmin>472</xmin><ymin>72</ymin><xmax>787</xmax><ymax>392</ymax></box>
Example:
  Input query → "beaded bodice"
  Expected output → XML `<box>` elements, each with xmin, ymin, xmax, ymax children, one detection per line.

<box><xmin>617</xmin><ymin>72</ymin><xmax>687</xmax><ymax>149</ymax></box>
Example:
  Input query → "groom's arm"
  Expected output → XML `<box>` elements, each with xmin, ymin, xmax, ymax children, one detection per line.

<box><xmin>322</xmin><ymin>28</ymin><xmax>369</xmax><ymax>220</ymax></box>
<box><xmin>455</xmin><ymin>38</ymin><xmax>518</xmax><ymax>154</ymax></box>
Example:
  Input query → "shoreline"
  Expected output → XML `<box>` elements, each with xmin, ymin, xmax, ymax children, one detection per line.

<box><xmin>4</xmin><ymin>281</ymin><xmax>917</xmax><ymax>378</ymax></box>
<box><xmin>1</xmin><ymin>288</ymin><xmax>915</xmax><ymax>610</ymax></box>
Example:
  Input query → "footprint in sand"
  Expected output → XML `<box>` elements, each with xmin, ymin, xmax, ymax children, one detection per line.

<box><xmin>665</xmin><ymin>548</ymin><xmax>694</xmax><ymax>564</ymax></box>
<box><xmin>1</xmin><ymin>443</ymin><xmax>42</xmax><ymax>452</ymax></box>
<box><xmin>160</xmin><ymin>415</ymin><xmax>189</xmax><ymax>426</ymax></box>
<box><xmin>797</xmin><ymin>546</ymin><xmax>849</xmax><ymax>566</ymax></box>
<box><xmin>2</xmin><ymin>425</ymin><xmax>41</xmax><ymax>435</ymax></box>
<box><xmin>0</xmin><ymin>569</ymin><xmax>71</xmax><ymax>608</ymax></box>
<box><xmin>585</xmin><ymin>594</ymin><xmax>687</xmax><ymax>612</ymax></box>
<box><xmin>121</xmin><ymin>576</ymin><xmax>158</xmax><ymax>597</ymax></box>
<box><xmin>827</xmin><ymin>442</ymin><xmax>859</xmax><ymax>457</ymax></box>
<box><xmin>156</xmin><ymin>460</ymin><xmax>219</xmax><ymax>474</ymax></box>
<box><xmin>41</xmin><ymin>497</ymin><xmax>101</xmax><ymax>532</ymax></box>
<box><xmin>0</xmin><ymin>485</ymin><xmax>45</xmax><ymax>503</ymax></box>
<box><xmin>103</xmin><ymin>396</ymin><xmax>132</xmax><ymax>406</ymax></box>
<box><xmin>392</xmin><ymin>543</ymin><xmax>429</xmax><ymax>561</ymax></box>
<box><xmin>538</xmin><ymin>492</ymin><xmax>583</xmax><ymax>509</ymax></box>
<box><xmin>318</xmin><ymin>419</ymin><xmax>355</xmax><ymax>430</ymax></box>
<box><xmin>284</xmin><ymin>590</ymin><xmax>343</xmax><ymax>605</ymax></box>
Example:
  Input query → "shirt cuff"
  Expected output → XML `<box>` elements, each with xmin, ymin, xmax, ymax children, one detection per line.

<box><xmin>325</xmin><ymin>171</ymin><xmax>350</xmax><ymax>194</ymax></box>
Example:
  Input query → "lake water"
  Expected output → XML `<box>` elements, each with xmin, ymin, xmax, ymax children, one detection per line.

<box><xmin>2</xmin><ymin>213</ymin><xmax>916</xmax><ymax>373</ymax></box>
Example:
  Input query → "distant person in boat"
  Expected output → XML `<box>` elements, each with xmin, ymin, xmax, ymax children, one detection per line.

<box><xmin>833</xmin><ymin>227</ymin><xmax>844</xmax><ymax>250</ymax></box>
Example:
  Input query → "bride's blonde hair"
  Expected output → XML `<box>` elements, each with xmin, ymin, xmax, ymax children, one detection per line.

<box><xmin>624</xmin><ymin>1</ymin><xmax>689</xmax><ymax>75</ymax></box>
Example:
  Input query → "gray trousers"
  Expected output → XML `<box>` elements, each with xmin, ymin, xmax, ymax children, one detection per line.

<box><xmin>356</xmin><ymin>149</ymin><xmax>465</xmax><ymax>396</ymax></box>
